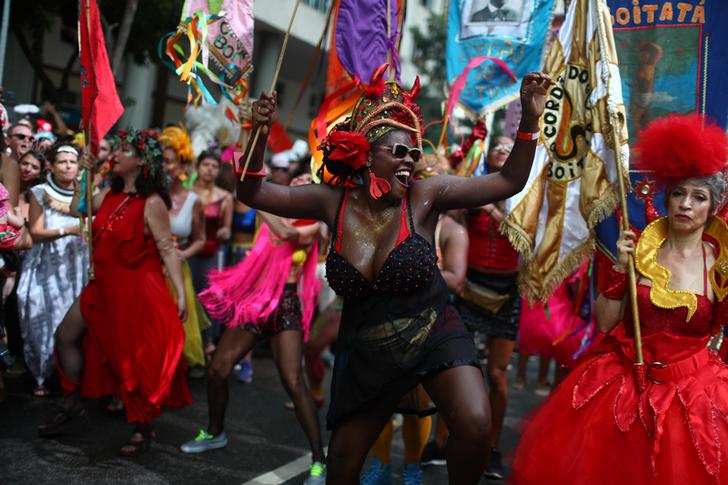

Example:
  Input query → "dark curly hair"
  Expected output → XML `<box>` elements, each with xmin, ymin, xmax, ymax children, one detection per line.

<box><xmin>110</xmin><ymin>129</ymin><xmax>171</xmax><ymax>208</ymax></box>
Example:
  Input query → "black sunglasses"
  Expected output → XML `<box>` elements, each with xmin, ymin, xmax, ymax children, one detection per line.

<box><xmin>11</xmin><ymin>133</ymin><xmax>34</xmax><ymax>142</ymax></box>
<box><xmin>380</xmin><ymin>143</ymin><xmax>423</xmax><ymax>162</ymax></box>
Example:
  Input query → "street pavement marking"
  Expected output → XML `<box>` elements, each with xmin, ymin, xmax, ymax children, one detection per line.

<box><xmin>242</xmin><ymin>448</ymin><xmax>327</xmax><ymax>485</ymax></box>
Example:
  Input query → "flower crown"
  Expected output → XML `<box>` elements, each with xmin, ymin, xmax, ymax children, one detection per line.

<box><xmin>115</xmin><ymin>128</ymin><xmax>165</xmax><ymax>179</ymax></box>
<box><xmin>317</xmin><ymin>64</ymin><xmax>423</xmax><ymax>186</ymax></box>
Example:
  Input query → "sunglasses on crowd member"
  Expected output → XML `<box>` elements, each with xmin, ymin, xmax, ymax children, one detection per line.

<box><xmin>10</xmin><ymin>133</ymin><xmax>35</xmax><ymax>142</ymax></box>
<box><xmin>380</xmin><ymin>143</ymin><xmax>423</xmax><ymax>162</ymax></box>
<box><xmin>491</xmin><ymin>142</ymin><xmax>514</xmax><ymax>153</ymax></box>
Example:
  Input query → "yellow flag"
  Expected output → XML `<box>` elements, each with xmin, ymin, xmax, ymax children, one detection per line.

<box><xmin>502</xmin><ymin>0</ymin><xmax>629</xmax><ymax>302</ymax></box>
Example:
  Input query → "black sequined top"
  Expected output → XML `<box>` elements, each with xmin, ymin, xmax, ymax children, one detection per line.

<box><xmin>325</xmin><ymin>189</ymin><xmax>478</xmax><ymax>430</ymax></box>
<box><xmin>325</xmin><ymin>190</ymin><xmax>438</xmax><ymax>299</ymax></box>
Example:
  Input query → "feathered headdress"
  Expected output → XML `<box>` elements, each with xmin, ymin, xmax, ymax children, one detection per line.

<box><xmin>159</xmin><ymin>125</ymin><xmax>194</xmax><ymax>164</ymax></box>
<box><xmin>317</xmin><ymin>64</ymin><xmax>423</xmax><ymax>186</ymax></box>
<box><xmin>635</xmin><ymin>114</ymin><xmax>728</xmax><ymax>183</ymax></box>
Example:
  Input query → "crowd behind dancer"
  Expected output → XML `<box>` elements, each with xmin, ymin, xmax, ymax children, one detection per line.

<box><xmin>230</xmin><ymin>66</ymin><xmax>551</xmax><ymax>483</ymax></box>
<box><xmin>3</xmin><ymin>49</ymin><xmax>721</xmax><ymax>485</ymax></box>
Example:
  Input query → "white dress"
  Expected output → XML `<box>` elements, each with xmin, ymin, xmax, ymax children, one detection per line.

<box><xmin>17</xmin><ymin>180</ymin><xmax>89</xmax><ymax>386</ymax></box>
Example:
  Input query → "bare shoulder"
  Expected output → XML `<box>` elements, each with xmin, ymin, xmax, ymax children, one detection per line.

<box><xmin>144</xmin><ymin>194</ymin><xmax>168</xmax><ymax>214</ymax></box>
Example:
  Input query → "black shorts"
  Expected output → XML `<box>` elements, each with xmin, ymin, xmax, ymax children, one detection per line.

<box><xmin>242</xmin><ymin>284</ymin><xmax>302</xmax><ymax>338</ymax></box>
<box><xmin>456</xmin><ymin>271</ymin><xmax>520</xmax><ymax>341</ymax></box>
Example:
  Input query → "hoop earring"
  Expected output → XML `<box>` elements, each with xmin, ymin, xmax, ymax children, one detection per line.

<box><xmin>367</xmin><ymin>165</ymin><xmax>391</xmax><ymax>200</ymax></box>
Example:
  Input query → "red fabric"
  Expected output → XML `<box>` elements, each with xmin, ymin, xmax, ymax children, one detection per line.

<box><xmin>466</xmin><ymin>210</ymin><xmax>518</xmax><ymax>271</ymax></box>
<box><xmin>79</xmin><ymin>0</ymin><xmax>124</xmax><ymax>156</ymax></box>
<box><xmin>267</xmin><ymin>121</ymin><xmax>293</xmax><ymax>153</ymax></box>
<box><xmin>512</xmin><ymin>284</ymin><xmax>728</xmax><ymax>484</ymax></box>
<box><xmin>78</xmin><ymin>192</ymin><xmax>191</xmax><ymax>423</ymax></box>
<box><xmin>200</xmin><ymin>199</ymin><xmax>223</xmax><ymax>257</ymax></box>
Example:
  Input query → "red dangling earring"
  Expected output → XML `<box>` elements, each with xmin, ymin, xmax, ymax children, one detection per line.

<box><xmin>367</xmin><ymin>165</ymin><xmax>391</xmax><ymax>200</ymax></box>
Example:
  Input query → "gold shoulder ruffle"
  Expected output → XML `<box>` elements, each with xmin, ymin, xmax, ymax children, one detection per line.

<box><xmin>635</xmin><ymin>216</ymin><xmax>728</xmax><ymax>321</ymax></box>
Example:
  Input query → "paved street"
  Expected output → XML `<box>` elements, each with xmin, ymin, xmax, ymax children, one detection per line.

<box><xmin>0</xmin><ymin>353</ymin><xmax>546</xmax><ymax>484</ymax></box>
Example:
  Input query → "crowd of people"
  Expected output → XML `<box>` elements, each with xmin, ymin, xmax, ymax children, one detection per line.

<box><xmin>1</xmin><ymin>63</ymin><xmax>728</xmax><ymax>485</ymax></box>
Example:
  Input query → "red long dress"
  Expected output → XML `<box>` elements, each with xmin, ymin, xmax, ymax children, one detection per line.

<box><xmin>78</xmin><ymin>192</ymin><xmax>191</xmax><ymax>423</ymax></box>
<box><xmin>512</xmin><ymin>279</ymin><xmax>728</xmax><ymax>484</ymax></box>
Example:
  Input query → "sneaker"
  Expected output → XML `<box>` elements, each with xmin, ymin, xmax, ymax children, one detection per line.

<box><xmin>484</xmin><ymin>448</ymin><xmax>505</xmax><ymax>480</ymax></box>
<box><xmin>303</xmin><ymin>461</ymin><xmax>327</xmax><ymax>485</ymax></box>
<box><xmin>403</xmin><ymin>463</ymin><xmax>423</xmax><ymax>485</ymax></box>
<box><xmin>359</xmin><ymin>457</ymin><xmax>391</xmax><ymax>485</ymax></box>
<box><xmin>233</xmin><ymin>360</ymin><xmax>253</xmax><ymax>384</ymax></box>
<box><xmin>180</xmin><ymin>429</ymin><xmax>228</xmax><ymax>454</ymax></box>
<box><xmin>420</xmin><ymin>441</ymin><xmax>446</xmax><ymax>467</ymax></box>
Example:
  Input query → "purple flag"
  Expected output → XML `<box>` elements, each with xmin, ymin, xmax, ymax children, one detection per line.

<box><xmin>335</xmin><ymin>0</ymin><xmax>401</xmax><ymax>83</ymax></box>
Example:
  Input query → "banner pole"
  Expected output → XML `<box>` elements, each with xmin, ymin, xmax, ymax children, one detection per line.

<box><xmin>593</xmin><ymin>0</ymin><xmax>643</xmax><ymax>368</ymax></box>
<box><xmin>239</xmin><ymin>0</ymin><xmax>302</xmax><ymax>181</ymax></box>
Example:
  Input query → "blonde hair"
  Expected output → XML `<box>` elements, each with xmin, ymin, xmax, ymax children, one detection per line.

<box><xmin>159</xmin><ymin>126</ymin><xmax>193</xmax><ymax>163</ymax></box>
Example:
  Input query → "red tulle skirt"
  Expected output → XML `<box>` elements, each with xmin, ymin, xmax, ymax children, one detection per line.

<box><xmin>512</xmin><ymin>328</ymin><xmax>728</xmax><ymax>484</ymax></box>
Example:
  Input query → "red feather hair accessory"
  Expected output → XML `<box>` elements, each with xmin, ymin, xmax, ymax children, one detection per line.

<box><xmin>634</xmin><ymin>114</ymin><xmax>728</xmax><ymax>182</ymax></box>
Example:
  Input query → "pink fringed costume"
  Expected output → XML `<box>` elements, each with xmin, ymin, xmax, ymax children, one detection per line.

<box><xmin>199</xmin><ymin>223</ymin><xmax>320</xmax><ymax>341</ymax></box>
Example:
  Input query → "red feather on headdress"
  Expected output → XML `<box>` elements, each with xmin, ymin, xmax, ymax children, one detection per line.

<box><xmin>635</xmin><ymin>114</ymin><xmax>728</xmax><ymax>182</ymax></box>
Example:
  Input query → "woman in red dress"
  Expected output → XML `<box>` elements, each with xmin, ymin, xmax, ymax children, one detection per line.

<box><xmin>38</xmin><ymin>129</ymin><xmax>191</xmax><ymax>456</ymax></box>
<box><xmin>512</xmin><ymin>114</ymin><xmax>728</xmax><ymax>484</ymax></box>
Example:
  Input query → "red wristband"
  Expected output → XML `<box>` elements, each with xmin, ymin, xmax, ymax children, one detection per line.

<box><xmin>516</xmin><ymin>129</ymin><xmax>540</xmax><ymax>141</ymax></box>
<box><xmin>238</xmin><ymin>168</ymin><xmax>267</xmax><ymax>179</ymax></box>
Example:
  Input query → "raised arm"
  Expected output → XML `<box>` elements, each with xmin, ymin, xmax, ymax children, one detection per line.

<box><xmin>429</xmin><ymin>73</ymin><xmax>552</xmax><ymax>212</ymax></box>
<box><xmin>70</xmin><ymin>152</ymin><xmax>108</xmax><ymax>216</ymax></box>
<box><xmin>236</xmin><ymin>92</ymin><xmax>338</xmax><ymax>224</ymax></box>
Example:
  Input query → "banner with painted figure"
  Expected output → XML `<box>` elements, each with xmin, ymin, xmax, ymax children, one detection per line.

<box><xmin>607</xmin><ymin>0</ymin><xmax>728</xmax><ymax>135</ymax></box>
<box><xmin>501</xmin><ymin>0</ymin><xmax>629</xmax><ymax>302</ymax></box>
<box><xmin>446</xmin><ymin>0</ymin><xmax>556</xmax><ymax>115</ymax></box>
<box><xmin>593</xmin><ymin>1</ymin><xmax>728</xmax><ymax>263</ymax></box>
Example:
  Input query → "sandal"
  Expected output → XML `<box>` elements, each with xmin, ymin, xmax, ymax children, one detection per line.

<box><xmin>119</xmin><ymin>425</ymin><xmax>155</xmax><ymax>457</ymax></box>
<box><xmin>37</xmin><ymin>400</ymin><xmax>85</xmax><ymax>437</ymax></box>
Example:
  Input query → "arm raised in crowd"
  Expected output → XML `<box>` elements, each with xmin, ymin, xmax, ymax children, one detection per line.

<box><xmin>236</xmin><ymin>92</ymin><xmax>339</xmax><ymax>225</ymax></box>
<box><xmin>425</xmin><ymin>73</ymin><xmax>552</xmax><ymax>212</ymax></box>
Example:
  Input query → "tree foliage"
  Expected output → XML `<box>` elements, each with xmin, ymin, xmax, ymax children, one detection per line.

<box><xmin>10</xmin><ymin>0</ymin><xmax>181</xmax><ymax>102</ymax></box>
<box><xmin>409</xmin><ymin>11</ymin><xmax>447</xmax><ymax>98</ymax></box>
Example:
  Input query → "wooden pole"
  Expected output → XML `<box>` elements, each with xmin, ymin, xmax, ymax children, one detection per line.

<box><xmin>593</xmin><ymin>0</ymin><xmax>642</xmax><ymax>365</ymax></box>
<box><xmin>239</xmin><ymin>0</ymin><xmax>303</xmax><ymax>181</ymax></box>
<box><xmin>83</xmin><ymin>0</ymin><xmax>95</xmax><ymax>280</ymax></box>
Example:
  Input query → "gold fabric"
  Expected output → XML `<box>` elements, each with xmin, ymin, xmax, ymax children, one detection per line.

<box><xmin>501</xmin><ymin>0</ymin><xmax>627</xmax><ymax>302</ymax></box>
<box><xmin>635</xmin><ymin>216</ymin><xmax>728</xmax><ymax>322</ymax></box>
<box><xmin>460</xmin><ymin>280</ymin><xmax>510</xmax><ymax>314</ymax></box>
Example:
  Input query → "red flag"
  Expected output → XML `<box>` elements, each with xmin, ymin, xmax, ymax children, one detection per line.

<box><xmin>79</xmin><ymin>0</ymin><xmax>123</xmax><ymax>156</ymax></box>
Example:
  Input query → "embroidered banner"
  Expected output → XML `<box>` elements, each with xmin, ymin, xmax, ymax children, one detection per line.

<box><xmin>502</xmin><ymin>0</ymin><xmax>629</xmax><ymax>302</ymax></box>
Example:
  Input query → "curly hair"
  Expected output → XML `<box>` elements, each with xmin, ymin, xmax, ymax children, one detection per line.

<box><xmin>159</xmin><ymin>126</ymin><xmax>193</xmax><ymax>164</ymax></box>
<box><xmin>111</xmin><ymin>129</ymin><xmax>171</xmax><ymax>208</ymax></box>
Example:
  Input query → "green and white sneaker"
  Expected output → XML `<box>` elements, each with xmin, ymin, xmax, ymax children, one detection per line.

<box><xmin>180</xmin><ymin>429</ymin><xmax>228</xmax><ymax>454</ymax></box>
<box><xmin>303</xmin><ymin>461</ymin><xmax>326</xmax><ymax>485</ymax></box>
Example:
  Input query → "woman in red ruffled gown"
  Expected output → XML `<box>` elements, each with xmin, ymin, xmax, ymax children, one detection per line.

<box><xmin>38</xmin><ymin>130</ymin><xmax>191</xmax><ymax>456</ymax></box>
<box><xmin>512</xmin><ymin>115</ymin><xmax>728</xmax><ymax>484</ymax></box>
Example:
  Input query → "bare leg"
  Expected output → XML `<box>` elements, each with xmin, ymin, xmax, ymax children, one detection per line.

<box><xmin>38</xmin><ymin>299</ymin><xmax>87</xmax><ymax>436</ymax></box>
<box><xmin>486</xmin><ymin>337</ymin><xmax>516</xmax><ymax>449</ymax></box>
<box><xmin>423</xmin><ymin>365</ymin><xmax>490</xmax><ymax>485</ymax></box>
<box><xmin>537</xmin><ymin>356</ymin><xmax>552</xmax><ymax>387</ymax></box>
<box><xmin>54</xmin><ymin>299</ymin><xmax>87</xmax><ymax>408</ymax></box>
<box><xmin>515</xmin><ymin>352</ymin><xmax>529</xmax><ymax>388</ymax></box>
<box><xmin>326</xmin><ymin>393</ymin><xmax>402</xmax><ymax>484</ymax></box>
<box><xmin>206</xmin><ymin>327</ymin><xmax>257</xmax><ymax>435</ymax></box>
<box><xmin>270</xmin><ymin>329</ymin><xmax>325</xmax><ymax>463</ymax></box>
